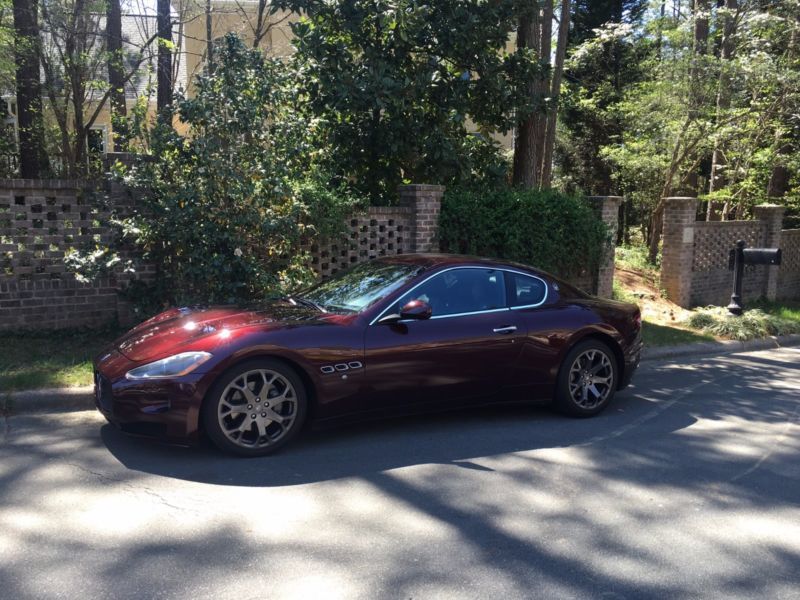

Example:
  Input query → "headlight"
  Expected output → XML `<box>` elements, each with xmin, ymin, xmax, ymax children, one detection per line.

<box><xmin>125</xmin><ymin>352</ymin><xmax>213</xmax><ymax>380</ymax></box>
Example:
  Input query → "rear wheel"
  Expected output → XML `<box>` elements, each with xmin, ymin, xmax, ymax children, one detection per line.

<box><xmin>202</xmin><ymin>359</ymin><xmax>308</xmax><ymax>457</ymax></box>
<box><xmin>555</xmin><ymin>340</ymin><xmax>618</xmax><ymax>417</ymax></box>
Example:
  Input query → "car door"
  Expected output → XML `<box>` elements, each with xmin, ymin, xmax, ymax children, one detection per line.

<box><xmin>503</xmin><ymin>271</ymin><xmax>569</xmax><ymax>399</ymax></box>
<box><xmin>363</xmin><ymin>267</ymin><xmax>527</xmax><ymax>411</ymax></box>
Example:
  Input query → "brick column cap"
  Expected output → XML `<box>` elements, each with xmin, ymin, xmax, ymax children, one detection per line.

<box><xmin>588</xmin><ymin>195</ymin><xmax>623</xmax><ymax>203</ymax></box>
<box><xmin>0</xmin><ymin>179</ymin><xmax>86</xmax><ymax>189</ymax></box>
<box><xmin>398</xmin><ymin>184</ymin><xmax>446</xmax><ymax>193</ymax></box>
<box><xmin>753</xmin><ymin>203</ymin><xmax>785</xmax><ymax>212</ymax></box>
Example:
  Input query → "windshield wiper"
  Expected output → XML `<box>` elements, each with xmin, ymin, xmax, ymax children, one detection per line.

<box><xmin>286</xmin><ymin>295</ymin><xmax>327</xmax><ymax>312</ymax></box>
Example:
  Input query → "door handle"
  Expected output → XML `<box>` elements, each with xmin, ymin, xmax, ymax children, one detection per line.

<box><xmin>493</xmin><ymin>326</ymin><xmax>517</xmax><ymax>334</ymax></box>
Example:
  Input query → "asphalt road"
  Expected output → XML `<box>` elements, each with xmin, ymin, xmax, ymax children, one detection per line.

<box><xmin>1</xmin><ymin>347</ymin><xmax>799</xmax><ymax>600</ymax></box>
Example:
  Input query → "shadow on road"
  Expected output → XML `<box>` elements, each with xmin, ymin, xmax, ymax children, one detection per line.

<box><xmin>2</xmin><ymin>349</ymin><xmax>799</xmax><ymax>599</ymax></box>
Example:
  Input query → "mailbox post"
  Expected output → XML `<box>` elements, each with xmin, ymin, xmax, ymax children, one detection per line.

<box><xmin>727</xmin><ymin>240</ymin><xmax>782</xmax><ymax>315</ymax></box>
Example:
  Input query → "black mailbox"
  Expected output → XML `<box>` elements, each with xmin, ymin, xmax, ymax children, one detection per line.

<box><xmin>743</xmin><ymin>248</ymin><xmax>782</xmax><ymax>266</ymax></box>
<box><xmin>729</xmin><ymin>248</ymin><xmax>782</xmax><ymax>269</ymax></box>
<box><xmin>727</xmin><ymin>240</ymin><xmax>782</xmax><ymax>315</ymax></box>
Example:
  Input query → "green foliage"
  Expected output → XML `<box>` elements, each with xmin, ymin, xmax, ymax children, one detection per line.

<box><xmin>559</xmin><ymin>2</ymin><xmax>800</xmax><ymax>247</ymax></box>
<box><xmin>439</xmin><ymin>186</ymin><xmax>607</xmax><ymax>279</ymax></box>
<box><xmin>273</xmin><ymin>0</ymin><xmax>536</xmax><ymax>201</ymax></box>
<box><xmin>615</xmin><ymin>244</ymin><xmax>659</xmax><ymax>272</ymax></box>
<box><xmin>69</xmin><ymin>34</ymin><xmax>363</xmax><ymax>309</ymax></box>
<box><xmin>641</xmin><ymin>321</ymin><xmax>716</xmax><ymax>347</ymax></box>
<box><xmin>686</xmin><ymin>306</ymin><xmax>800</xmax><ymax>341</ymax></box>
<box><xmin>558</xmin><ymin>23</ymin><xmax>654</xmax><ymax>197</ymax></box>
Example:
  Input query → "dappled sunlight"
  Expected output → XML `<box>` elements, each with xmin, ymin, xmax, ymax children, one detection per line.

<box><xmin>1</xmin><ymin>348</ymin><xmax>799</xmax><ymax>597</ymax></box>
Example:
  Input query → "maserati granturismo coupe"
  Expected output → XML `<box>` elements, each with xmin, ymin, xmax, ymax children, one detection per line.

<box><xmin>94</xmin><ymin>254</ymin><xmax>643</xmax><ymax>456</ymax></box>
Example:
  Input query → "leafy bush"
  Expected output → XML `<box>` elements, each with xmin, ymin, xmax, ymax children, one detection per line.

<box><xmin>276</xmin><ymin>0</ymin><xmax>536</xmax><ymax>202</ymax></box>
<box><xmin>686</xmin><ymin>306</ymin><xmax>800</xmax><ymax>341</ymax></box>
<box><xmin>439</xmin><ymin>187</ymin><xmax>608</xmax><ymax>278</ymax></box>
<box><xmin>68</xmin><ymin>35</ymin><xmax>363</xmax><ymax>310</ymax></box>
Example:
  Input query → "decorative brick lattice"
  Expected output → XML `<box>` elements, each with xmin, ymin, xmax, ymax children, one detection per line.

<box><xmin>0</xmin><ymin>180</ymin><xmax>127</xmax><ymax>330</ymax></box>
<box><xmin>692</xmin><ymin>221</ymin><xmax>767</xmax><ymax>273</ymax></box>
<box><xmin>689</xmin><ymin>221</ymin><xmax>770</xmax><ymax>306</ymax></box>
<box><xmin>0</xmin><ymin>182</ymin><xmax>110</xmax><ymax>279</ymax></box>
<box><xmin>308</xmin><ymin>207</ymin><xmax>414</xmax><ymax>278</ymax></box>
<box><xmin>778</xmin><ymin>229</ymin><xmax>800</xmax><ymax>300</ymax></box>
<box><xmin>781</xmin><ymin>229</ymin><xmax>800</xmax><ymax>272</ymax></box>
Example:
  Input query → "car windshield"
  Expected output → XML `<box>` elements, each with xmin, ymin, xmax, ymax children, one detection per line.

<box><xmin>297</xmin><ymin>261</ymin><xmax>422</xmax><ymax>313</ymax></box>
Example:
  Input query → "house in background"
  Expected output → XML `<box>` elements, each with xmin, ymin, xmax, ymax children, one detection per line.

<box><xmin>1</xmin><ymin>0</ymin><xmax>296</xmax><ymax>167</ymax></box>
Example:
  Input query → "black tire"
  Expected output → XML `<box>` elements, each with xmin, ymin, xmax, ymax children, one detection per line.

<box><xmin>202</xmin><ymin>358</ymin><xmax>308</xmax><ymax>457</ymax></box>
<box><xmin>554</xmin><ymin>339</ymin><xmax>618</xmax><ymax>417</ymax></box>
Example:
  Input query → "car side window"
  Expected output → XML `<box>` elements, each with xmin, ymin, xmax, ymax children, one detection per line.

<box><xmin>396</xmin><ymin>268</ymin><xmax>506</xmax><ymax>317</ymax></box>
<box><xmin>506</xmin><ymin>272</ymin><xmax>548</xmax><ymax>307</ymax></box>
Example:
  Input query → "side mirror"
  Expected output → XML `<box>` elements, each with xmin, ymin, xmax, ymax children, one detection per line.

<box><xmin>400</xmin><ymin>299</ymin><xmax>432</xmax><ymax>320</ymax></box>
<box><xmin>376</xmin><ymin>299</ymin><xmax>433</xmax><ymax>325</ymax></box>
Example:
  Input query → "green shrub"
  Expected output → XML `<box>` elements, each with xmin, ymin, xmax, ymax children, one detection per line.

<box><xmin>439</xmin><ymin>186</ymin><xmax>608</xmax><ymax>278</ymax></box>
<box><xmin>686</xmin><ymin>306</ymin><xmax>800</xmax><ymax>341</ymax></box>
<box><xmin>67</xmin><ymin>34</ymin><xmax>363</xmax><ymax>310</ymax></box>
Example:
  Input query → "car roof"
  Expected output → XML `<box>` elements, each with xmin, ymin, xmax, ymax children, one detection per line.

<box><xmin>376</xmin><ymin>253</ymin><xmax>538</xmax><ymax>273</ymax></box>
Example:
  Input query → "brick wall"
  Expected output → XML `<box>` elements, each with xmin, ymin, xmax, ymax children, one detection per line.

<box><xmin>778</xmin><ymin>229</ymin><xmax>800</xmax><ymax>300</ymax></box>
<box><xmin>307</xmin><ymin>185</ymin><xmax>444</xmax><ymax>279</ymax></box>
<box><xmin>0</xmin><ymin>180</ymin><xmax>123</xmax><ymax>330</ymax></box>
<box><xmin>1</xmin><ymin>179</ymin><xmax>619</xmax><ymax>331</ymax></box>
<box><xmin>661</xmin><ymin>199</ymin><xmax>797</xmax><ymax>307</ymax></box>
<box><xmin>0</xmin><ymin>182</ymin><xmax>445</xmax><ymax>331</ymax></box>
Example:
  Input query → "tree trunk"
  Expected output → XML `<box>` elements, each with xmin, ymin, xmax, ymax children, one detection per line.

<box><xmin>767</xmin><ymin>10</ymin><xmax>797</xmax><ymax>200</ymax></box>
<box><xmin>689</xmin><ymin>0</ymin><xmax>710</xmax><ymax>112</ymax></box>
<box><xmin>530</xmin><ymin>0</ymin><xmax>552</xmax><ymax>182</ymax></box>
<box><xmin>707</xmin><ymin>0</ymin><xmax>737</xmax><ymax>218</ymax></box>
<box><xmin>157</xmin><ymin>0</ymin><xmax>173</xmax><ymax>115</ymax></box>
<box><xmin>767</xmin><ymin>141</ymin><xmax>791</xmax><ymax>199</ymax></box>
<box><xmin>512</xmin><ymin>2</ymin><xmax>542</xmax><ymax>188</ymax></box>
<box><xmin>540</xmin><ymin>0</ymin><xmax>571</xmax><ymax>187</ymax></box>
<box><xmin>107</xmin><ymin>0</ymin><xmax>128</xmax><ymax>150</ymax></box>
<box><xmin>12</xmin><ymin>0</ymin><xmax>48</xmax><ymax>178</ymax></box>
<box><xmin>206</xmin><ymin>0</ymin><xmax>214</xmax><ymax>71</ymax></box>
<box><xmin>67</xmin><ymin>0</ymin><xmax>89</xmax><ymax>175</ymax></box>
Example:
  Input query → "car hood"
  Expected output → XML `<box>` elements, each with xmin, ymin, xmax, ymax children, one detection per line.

<box><xmin>114</xmin><ymin>302</ymin><xmax>350</xmax><ymax>363</ymax></box>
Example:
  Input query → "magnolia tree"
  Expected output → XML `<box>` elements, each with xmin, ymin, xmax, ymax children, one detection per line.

<box><xmin>273</xmin><ymin>0</ymin><xmax>537</xmax><ymax>203</ymax></box>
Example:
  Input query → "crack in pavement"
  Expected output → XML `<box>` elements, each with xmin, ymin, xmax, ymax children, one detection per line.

<box><xmin>64</xmin><ymin>461</ymin><xmax>203</xmax><ymax>515</ymax></box>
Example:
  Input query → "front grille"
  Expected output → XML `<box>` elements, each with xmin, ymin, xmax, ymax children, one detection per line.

<box><xmin>95</xmin><ymin>372</ymin><xmax>113</xmax><ymax>412</ymax></box>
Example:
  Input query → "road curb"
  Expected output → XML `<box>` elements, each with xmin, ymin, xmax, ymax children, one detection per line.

<box><xmin>640</xmin><ymin>333</ymin><xmax>800</xmax><ymax>362</ymax></box>
<box><xmin>5</xmin><ymin>334</ymin><xmax>800</xmax><ymax>416</ymax></box>
<box><xmin>3</xmin><ymin>386</ymin><xmax>95</xmax><ymax>416</ymax></box>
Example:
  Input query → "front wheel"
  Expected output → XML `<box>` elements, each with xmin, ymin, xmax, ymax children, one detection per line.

<box><xmin>202</xmin><ymin>359</ymin><xmax>308</xmax><ymax>457</ymax></box>
<box><xmin>554</xmin><ymin>340</ymin><xmax>618</xmax><ymax>417</ymax></box>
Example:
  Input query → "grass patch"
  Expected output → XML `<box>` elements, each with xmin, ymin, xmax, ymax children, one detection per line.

<box><xmin>0</xmin><ymin>328</ymin><xmax>125</xmax><ymax>392</ymax></box>
<box><xmin>615</xmin><ymin>245</ymin><xmax>659</xmax><ymax>274</ymax></box>
<box><xmin>686</xmin><ymin>304</ymin><xmax>800</xmax><ymax>341</ymax></box>
<box><xmin>612</xmin><ymin>279</ymin><xmax>638</xmax><ymax>303</ymax></box>
<box><xmin>642</xmin><ymin>321</ymin><xmax>716</xmax><ymax>347</ymax></box>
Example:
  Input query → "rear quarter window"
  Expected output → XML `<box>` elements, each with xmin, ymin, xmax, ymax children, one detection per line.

<box><xmin>506</xmin><ymin>272</ymin><xmax>549</xmax><ymax>307</ymax></box>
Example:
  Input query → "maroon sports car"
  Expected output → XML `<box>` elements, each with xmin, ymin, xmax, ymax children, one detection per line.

<box><xmin>94</xmin><ymin>254</ymin><xmax>642</xmax><ymax>456</ymax></box>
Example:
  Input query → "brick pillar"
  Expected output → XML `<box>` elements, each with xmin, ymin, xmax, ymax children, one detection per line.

<box><xmin>661</xmin><ymin>197</ymin><xmax>697</xmax><ymax>308</ymax></box>
<box><xmin>753</xmin><ymin>204</ymin><xmax>785</xmax><ymax>301</ymax></box>
<box><xmin>588</xmin><ymin>196</ymin><xmax>623</xmax><ymax>298</ymax></box>
<box><xmin>399</xmin><ymin>184</ymin><xmax>444</xmax><ymax>253</ymax></box>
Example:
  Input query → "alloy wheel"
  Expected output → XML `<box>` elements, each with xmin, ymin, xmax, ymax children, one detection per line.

<box><xmin>568</xmin><ymin>349</ymin><xmax>614</xmax><ymax>409</ymax></box>
<box><xmin>217</xmin><ymin>369</ymin><xmax>298</xmax><ymax>449</ymax></box>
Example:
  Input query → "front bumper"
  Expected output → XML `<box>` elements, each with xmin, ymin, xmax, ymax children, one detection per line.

<box><xmin>94</xmin><ymin>369</ymin><xmax>209</xmax><ymax>442</ymax></box>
